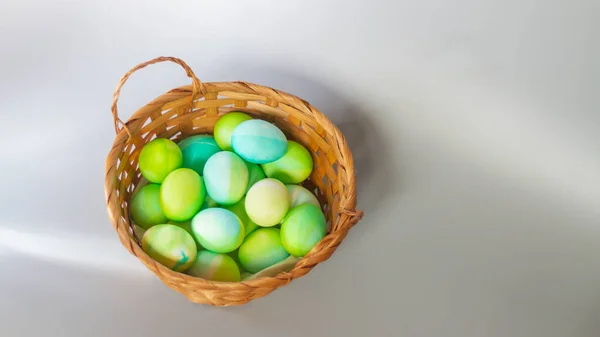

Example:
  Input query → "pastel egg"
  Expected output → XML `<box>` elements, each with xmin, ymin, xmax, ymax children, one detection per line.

<box><xmin>191</xmin><ymin>208</ymin><xmax>245</xmax><ymax>253</ymax></box>
<box><xmin>214</xmin><ymin>112</ymin><xmax>253</xmax><ymax>151</ymax></box>
<box><xmin>231</xmin><ymin>120</ymin><xmax>287</xmax><ymax>164</ymax></box>
<box><xmin>245</xmin><ymin>161</ymin><xmax>266</xmax><ymax>193</ymax></box>
<box><xmin>141</xmin><ymin>224</ymin><xmax>197</xmax><ymax>272</ymax></box>
<box><xmin>186</xmin><ymin>250</ymin><xmax>240</xmax><ymax>282</ymax></box>
<box><xmin>178</xmin><ymin>135</ymin><xmax>221</xmax><ymax>176</ymax></box>
<box><xmin>224</xmin><ymin>197</ymin><xmax>259</xmax><ymax>237</ymax></box>
<box><xmin>138</xmin><ymin>138</ymin><xmax>183</xmax><ymax>183</ymax></box>
<box><xmin>160</xmin><ymin>168</ymin><xmax>206</xmax><ymax>221</ymax></box>
<box><xmin>129</xmin><ymin>183</ymin><xmax>168</xmax><ymax>229</ymax></box>
<box><xmin>203</xmin><ymin>151</ymin><xmax>248</xmax><ymax>205</ymax></box>
<box><xmin>245</xmin><ymin>178</ymin><xmax>290</xmax><ymax>227</ymax></box>
<box><xmin>238</xmin><ymin>228</ymin><xmax>290</xmax><ymax>273</ymax></box>
<box><xmin>286</xmin><ymin>184</ymin><xmax>321</xmax><ymax>209</ymax></box>
<box><xmin>261</xmin><ymin>141</ymin><xmax>313</xmax><ymax>184</ymax></box>
<box><xmin>280</xmin><ymin>204</ymin><xmax>327</xmax><ymax>257</ymax></box>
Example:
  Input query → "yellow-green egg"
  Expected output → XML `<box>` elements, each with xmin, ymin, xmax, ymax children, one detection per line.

<box><xmin>223</xmin><ymin>197</ymin><xmax>259</xmax><ymax>237</ymax></box>
<box><xmin>231</xmin><ymin>120</ymin><xmax>288</xmax><ymax>164</ymax></box>
<box><xmin>141</xmin><ymin>224</ymin><xmax>197</xmax><ymax>272</ymax></box>
<box><xmin>160</xmin><ymin>168</ymin><xmax>206</xmax><ymax>221</ymax></box>
<box><xmin>261</xmin><ymin>141</ymin><xmax>313</xmax><ymax>184</ymax></box>
<box><xmin>214</xmin><ymin>112</ymin><xmax>253</xmax><ymax>151</ymax></box>
<box><xmin>245</xmin><ymin>161</ymin><xmax>266</xmax><ymax>194</ymax></box>
<box><xmin>280</xmin><ymin>204</ymin><xmax>327</xmax><ymax>257</ymax></box>
<box><xmin>203</xmin><ymin>151</ymin><xmax>249</xmax><ymax>205</ymax></box>
<box><xmin>186</xmin><ymin>250</ymin><xmax>240</xmax><ymax>282</ymax></box>
<box><xmin>245</xmin><ymin>178</ymin><xmax>290</xmax><ymax>227</ymax></box>
<box><xmin>286</xmin><ymin>184</ymin><xmax>320</xmax><ymax>209</ymax></box>
<box><xmin>178</xmin><ymin>135</ymin><xmax>221</xmax><ymax>176</ymax></box>
<box><xmin>138</xmin><ymin>138</ymin><xmax>183</xmax><ymax>183</ymax></box>
<box><xmin>191</xmin><ymin>208</ymin><xmax>245</xmax><ymax>253</ymax></box>
<box><xmin>129</xmin><ymin>183</ymin><xmax>168</xmax><ymax>229</ymax></box>
<box><xmin>238</xmin><ymin>228</ymin><xmax>290</xmax><ymax>273</ymax></box>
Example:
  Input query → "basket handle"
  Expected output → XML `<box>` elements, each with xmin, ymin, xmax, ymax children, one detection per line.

<box><xmin>111</xmin><ymin>56</ymin><xmax>207</xmax><ymax>136</ymax></box>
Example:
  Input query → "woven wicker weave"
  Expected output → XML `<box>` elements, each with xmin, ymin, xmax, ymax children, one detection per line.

<box><xmin>104</xmin><ymin>56</ymin><xmax>363</xmax><ymax>306</ymax></box>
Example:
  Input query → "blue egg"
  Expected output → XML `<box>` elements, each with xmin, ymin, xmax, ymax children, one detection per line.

<box><xmin>231</xmin><ymin>120</ymin><xmax>287</xmax><ymax>164</ymax></box>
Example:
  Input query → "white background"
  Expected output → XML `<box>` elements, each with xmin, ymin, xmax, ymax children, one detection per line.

<box><xmin>1</xmin><ymin>1</ymin><xmax>599</xmax><ymax>336</ymax></box>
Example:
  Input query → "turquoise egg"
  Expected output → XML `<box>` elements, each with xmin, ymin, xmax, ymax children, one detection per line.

<box><xmin>238</xmin><ymin>228</ymin><xmax>290</xmax><ymax>273</ymax></box>
<box><xmin>178</xmin><ymin>135</ymin><xmax>221</xmax><ymax>176</ymax></box>
<box><xmin>191</xmin><ymin>208</ymin><xmax>245</xmax><ymax>253</ymax></box>
<box><xmin>129</xmin><ymin>183</ymin><xmax>168</xmax><ymax>229</ymax></box>
<box><xmin>280</xmin><ymin>204</ymin><xmax>327</xmax><ymax>257</ymax></box>
<box><xmin>186</xmin><ymin>250</ymin><xmax>240</xmax><ymax>282</ymax></box>
<box><xmin>261</xmin><ymin>141</ymin><xmax>313</xmax><ymax>184</ymax></box>
<box><xmin>214</xmin><ymin>112</ymin><xmax>253</xmax><ymax>151</ymax></box>
<box><xmin>138</xmin><ymin>138</ymin><xmax>183</xmax><ymax>183</ymax></box>
<box><xmin>245</xmin><ymin>178</ymin><xmax>290</xmax><ymax>227</ymax></box>
<box><xmin>224</xmin><ymin>197</ymin><xmax>259</xmax><ymax>237</ymax></box>
<box><xmin>286</xmin><ymin>184</ymin><xmax>320</xmax><ymax>209</ymax></box>
<box><xmin>160</xmin><ymin>168</ymin><xmax>206</xmax><ymax>221</ymax></box>
<box><xmin>231</xmin><ymin>120</ymin><xmax>287</xmax><ymax>164</ymax></box>
<box><xmin>245</xmin><ymin>161</ymin><xmax>266</xmax><ymax>193</ymax></box>
<box><xmin>141</xmin><ymin>224</ymin><xmax>197</xmax><ymax>272</ymax></box>
<box><xmin>203</xmin><ymin>151</ymin><xmax>249</xmax><ymax>205</ymax></box>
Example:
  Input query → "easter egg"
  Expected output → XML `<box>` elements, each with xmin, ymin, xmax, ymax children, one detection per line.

<box><xmin>224</xmin><ymin>197</ymin><xmax>259</xmax><ymax>237</ymax></box>
<box><xmin>286</xmin><ymin>184</ymin><xmax>320</xmax><ymax>209</ymax></box>
<box><xmin>141</xmin><ymin>224</ymin><xmax>197</xmax><ymax>271</ymax></box>
<box><xmin>214</xmin><ymin>112</ymin><xmax>253</xmax><ymax>151</ymax></box>
<box><xmin>238</xmin><ymin>228</ymin><xmax>290</xmax><ymax>273</ymax></box>
<box><xmin>160</xmin><ymin>168</ymin><xmax>205</xmax><ymax>221</ymax></box>
<box><xmin>245</xmin><ymin>178</ymin><xmax>290</xmax><ymax>227</ymax></box>
<box><xmin>138</xmin><ymin>138</ymin><xmax>183</xmax><ymax>183</ymax></box>
<box><xmin>245</xmin><ymin>161</ymin><xmax>266</xmax><ymax>193</ymax></box>
<box><xmin>280</xmin><ymin>204</ymin><xmax>327</xmax><ymax>257</ymax></box>
<box><xmin>186</xmin><ymin>250</ymin><xmax>240</xmax><ymax>282</ymax></box>
<box><xmin>231</xmin><ymin>120</ymin><xmax>287</xmax><ymax>164</ymax></box>
<box><xmin>203</xmin><ymin>151</ymin><xmax>248</xmax><ymax>205</ymax></box>
<box><xmin>129</xmin><ymin>183</ymin><xmax>168</xmax><ymax>229</ymax></box>
<box><xmin>178</xmin><ymin>135</ymin><xmax>221</xmax><ymax>176</ymax></box>
<box><xmin>261</xmin><ymin>141</ymin><xmax>313</xmax><ymax>184</ymax></box>
<box><xmin>191</xmin><ymin>208</ymin><xmax>245</xmax><ymax>253</ymax></box>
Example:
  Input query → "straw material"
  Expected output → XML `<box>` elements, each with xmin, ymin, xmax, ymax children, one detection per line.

<box><xmin>104</xmin><ymin>56</ymin><xmax>363</xmax><ymax>306</ymax></box>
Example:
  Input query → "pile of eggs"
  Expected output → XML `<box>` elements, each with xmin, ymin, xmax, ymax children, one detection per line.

<box><xmin>129</xmin><ymin>112</ymin><xmax>327</xmax><ymax>282</ymax></box>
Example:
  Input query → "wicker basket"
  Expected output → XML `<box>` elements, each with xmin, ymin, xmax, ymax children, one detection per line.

<box><xmin>104</xmin><ymin>56</ymin><xmax>364</xmax><ymax>306</ymax></box>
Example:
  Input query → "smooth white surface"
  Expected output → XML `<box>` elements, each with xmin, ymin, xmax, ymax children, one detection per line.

<box><xmin>1</xmin><ymin>1</ymin><xmax>599</xmax><ymax>336</ymax></box>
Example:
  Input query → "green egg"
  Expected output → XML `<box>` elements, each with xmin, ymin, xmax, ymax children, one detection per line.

<box><xmin>238</xmin><ymin>228</ymin><xmax>290</xmax><ymax>273</ymax></box>
<box><xmin>186</xmin><ymin>250</ymin><xmax>240</xmax><ymax>282</ymax></box>
<box><xmin>203</xmin><ymin>151</ymin><xmax>249</xmax><ymax>205</ymax></box>
<box><xmin>141</xmin><ymin>224</ymin><xmax>197</xmax><ymax>272</ymax></box>
<box><xmin>245</xmin><ymin>178</ymin><xmax>290</xmax><ymax>227</ymax></box>
<box><xmin>129</xmin><ymin>183</ymin><xmax>168</xmax><ymax>230</ymax></box>
<box><xmin>261</xmin><ymin>140</ymin><xmax>313</xmax><ymax>184</ymax></box>
<box><xmin>138</xmin><ymin>138</ymin><xmax>183</xmax><ymax>183</ymax></box>
<box><xmin>245</xmin><ymin>161</ymin><xmax>266</xmax><ymax>194</ymax></box>
<box><xmin>224</xmin><ymin>197</ymin><xmax>259</xmax><ymax>237</ymax></box>
<box><xmin>178</xmin><ymin>135</ymin><xmax>221</xmax><ymax>176</ymax></box>
<box><xmin>280</xmin><ymin>204</ymin><xmax>327</xmax><ymax>257</ymax></box>
<box><xmin>214</xmin><ymin>112</ymin><xmax>253</xmax><ymax>151</ymax></box>
<box><xmin>160</xmin><ymin>168</ymin><xmax>206</xmax><ymax>221</ymax></box>
<box><xmin>286</xmin><ymin>184</ymin><xmax>320</xmax><ymax>209</ymax></box>
<box><xmin>191</xmin><ymin>208</ymin><xmax>245</xmax><ymax>253</ymax></box>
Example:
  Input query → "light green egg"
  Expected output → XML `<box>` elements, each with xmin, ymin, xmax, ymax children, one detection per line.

<box><xmin>186</xmin><ymin>250</ymin><xmax>240</xmax><ymax>282</ymax></box>
<box><xmin>203</xmin><ymin>151</ymin><xmax>249</xmax><ymax>205</ymax></box>
<box><xmin>178</xmin><ymin>135</ymin><xmax>221</xmax><ymax>176</ymax></box>
<box><xmin>231</xmin><ymin>119</ymin><xmax>288</xmax><ymax>164</ymax></box>
<box><xmin>160</xmin><ymin>168</ymin><xmax>206</xmax><ymax>221</ymax></box>
<box><xmin>191</xmin><ymin>208</ymin><xmax>245</xmax><ymax>253</ymax></box>
<box><xmin>280</xmin><ymin>204</ymin><xmax>327</xmax><ymax>257</ymax></box>
<box><xmin>238</xmin><ymin>228</ymin><xmax>290</xmax><ymax>273</ymax></box>
<box><xmin>138</xmin><ymin>138</ymin><xmax>183</xmax><ymax>183</ymax></box>
<box><xmin>214</xmin><ymin>112</ymin><xmax>253</xmax><ymax>151</ymax></box>
<box><xmin>261</xmin><ymin>141</ymin><xmax>313</xmax><ymax>184</ymax></box>
<box><xmin>245</xmin><ymin>161</ymin><xmax>266</xmax><ymax>194</ymax></box>
<box><xmin>245</xmin><ymin>178</ymin><xmax>290</xmax><ymax>227</ymax></box>
<box><xmin>224</xmin><ymin>197</ymin><xmax>259</xmax><ymax>237</ymax></box>
<box><xmin>286</xmin><ymin>184</ymin><xmax>320</xmax><ymax>209</ymax></box>
<box><xmin>129</xmin><ymin>183</ymin><xmax>168</xmax><ymax>229</ymax></box>
<box><xmin>141</xmin><ymin>224</ymin><xmax>197</xmax><ymax>272</ymax></box>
